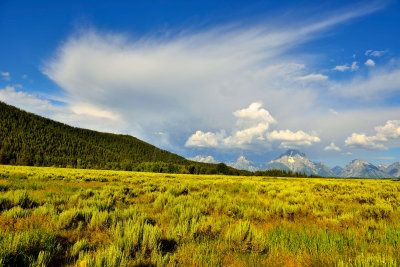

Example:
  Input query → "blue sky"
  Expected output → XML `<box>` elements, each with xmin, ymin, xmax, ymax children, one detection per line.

<box><xmin>1</xmin><ymin>0</ymin><xmax>400</xmax><ymax>168</ymax></box>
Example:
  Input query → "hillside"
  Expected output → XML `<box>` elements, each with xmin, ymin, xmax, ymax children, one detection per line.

<box><xmin>0</xmin><ymin>101</ymin><xmax>240</xmax><ymax>175</ymax></box>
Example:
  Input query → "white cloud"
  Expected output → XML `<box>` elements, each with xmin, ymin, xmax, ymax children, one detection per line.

<box><xmin>365</xmin><ymin>50</ymin><xmax>387</xmax><ymax>57</ymax></box>
<box><xmin>351</xmin><ymin>61</ymin><xmax>359</xmax><ymax>71</ymax></box>
<box><xmin>375</xmin><ymin>120</ymin><xmax>400</xmax><ymax>140</ymax></box>
<box><xmin>225</xmin><ymin>123</ymin><xmax>270</xmax><ymax>145</ymax></box>
<box><xmin>0</xmin><ymin>85</ymin><xmax>127</xmax><ymax>134</ymax></box>
<box><xmin>324</xmin><ymin>142</ymin><xmax>341</xmax><ymax>151</ymax></box>
<box><xmin>1</xmin><ymin>72</ymin><xmax>10</xmax><ymax>81</ymax></box>
<box><xmin>365</xmin><ymin>59</ymin><xmax>375</xmax><ymax>67</ymax></box>
<box><xmin>233</xmin><ymin>102</ymin><xmax>276</xmax><ymax>127</ymax></box>
<box><xmin>295</xmin><ymin>73</ymin><xmax>328</xmax><ymax>81</ymax></box>
<box><xmin>344</xmin><ymin>120</ymin><xmax>400</xmax><ymax>151</ymax></box>
<box><xmin>186</xmin><ymin>102</ymin><xmax>320</xmax><ymax>149</ymax></box>
<box><xmin>189</xmin><ymin>155</ymin><xmax>218</xmax><ymax>163</ymax></box>
<box><xmin>333</xmin><ymin>64</ymin><xmax>350</xmax><ymax>71</ymax></box>
<box><xmin>185</xmin><ymin>130</ymin><xmax>225</xmax><ymax>148</ymax></box>
<box><xmin>267</xmin><ymin>129</ymin><xmax>320</xmax><ymax>148</ymax></box>
<box><xmin>344</xmin><ymin>133</ymin><xmax>387</xmax><ymax>150</ymax></box>
<box><xmin>331</xmin><ymin>66</ymin><xmax>400</xmax><ymax>99</ymax></box>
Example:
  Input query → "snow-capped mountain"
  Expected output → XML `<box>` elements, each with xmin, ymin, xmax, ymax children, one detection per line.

<box><xmin>263</xmin><ymin>149</ymin><xmax>336</xmax><ymax>177</ymax></box>
<box><xmin>386</xmin><ymin>162</ymin><xmax>400</xmax><ymax>178</ymax></box>
<box><xmin>190</xmin><ymin>151</ymin><xmax>400</xmax><ymax>179</ymax></box>
<box><xmin>376</xmin><ymin>164</ymin><xmax>388</xmax><ymax>172</ymax></box>
<box><xmin>227</xmin><ymin>156</ymin><xmax>259</xmax><ymax>172</ymax></box>
<box><xmin>332</xmin><ymin>166</ymin><xmax>343</xmax><ymax>176</ymax></box>
<box><xmin>340</xmin><ymin>159</ymin><xmax>391</xmax><ymax>178</ymax></box>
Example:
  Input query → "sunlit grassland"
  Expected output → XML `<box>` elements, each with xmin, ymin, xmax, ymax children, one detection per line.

<box><xmin>0</xmin><ymin>165</ymin><xmax>400</xmax><ymax>266</ymax></box>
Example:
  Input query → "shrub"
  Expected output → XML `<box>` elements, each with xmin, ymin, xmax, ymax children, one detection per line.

<box><xmin>0</xmin><ymin>230</ymin><xmax>57</xmax><ymax>266</ymax></box>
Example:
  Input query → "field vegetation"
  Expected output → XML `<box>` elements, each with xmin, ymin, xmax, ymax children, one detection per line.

<box><xmin>0</xmin><ymin>165</ymin><xmax>400</xmax><ymax>266</ymax></box>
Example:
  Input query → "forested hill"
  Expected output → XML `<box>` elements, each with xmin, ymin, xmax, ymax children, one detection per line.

<box><xmin>0</xmin><ymin>101</ymin><xmax>244</xmax><ymax>175</ymax></box>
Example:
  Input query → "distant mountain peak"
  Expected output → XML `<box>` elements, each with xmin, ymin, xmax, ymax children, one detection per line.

<box><xmin>278</xmin><ymin>149</ymin><xmax>306</xmax><ymax>159</ymax></box>
<box><xmin>266</xmin><ymin>149</ymin><xmax>335</xmax><ymax>177</ymax></box>
<box><xmin>341</xmin><ymin>159</ymin><xmax>389</xmax><ymax>178</ymax></box>
<box><xmin>227</xmin><ymin>156</ymin><xmax>258</xmax><ymax>172</ymax></box>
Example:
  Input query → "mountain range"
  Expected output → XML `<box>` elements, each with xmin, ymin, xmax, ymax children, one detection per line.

<box><xmin>1</xmin><ymin>101</ymin><xmax>399</xmax><ymax>179</ymax></box>
<box><xmin>225</xmin><ymin>149</ymin><xmax>399</xmax><ymax>179</ymax></box>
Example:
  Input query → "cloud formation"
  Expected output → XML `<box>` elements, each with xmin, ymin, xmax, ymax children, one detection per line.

<box><xmin>331</xmin><ymin>66</ymin><xmax>400</xmax><ymax>99</ymax></box>
<box><xmin>295</xmin><ymin>73</ymin><xmax>328</xmax><ymax>82</ymax></box>
<box><xmin>365</xmin><ymin>59</ymin><xmax>375</xmax><ymax>67</ymax></box>
<box><xmin>189</xmin><ymin>155</ymin><xmax>218</xmax><ymax>163</ymax></box>
<box><xmin>36</xmin><ymin>4</ymin><xmax>382</xmax><ymax>151</ymax></box>
<box><xmin>324</xmin><ymin>142</ymin><xmax>341</xmax><ymax>151</ymax></box>
<box><xmin>333</xmin><ymin>64</ymin><xmax>350</xmax><ymax>71</ymax></box>
<box><xmin>344</xmin><ymin>120</ymin><xmax>400</xmax><ymax>150</ymax></box>
<box><xmin>1</xmin><ymin>72</ymin><xmax>10</xmax><ymax>81</ymax></box>
<box><xmin>267</xmin><ymin>130</ymin><xmax>320</xmax><ymax>148</ymax></box>
<box><xmin>186</xmin><ymin>102</ymin><xmax>320</xmax><ymax>149</ymax></box>
<box><xmin>351</xmin><ymin>61</ymin><xmax>359</xmax><ymax>71</ymax></box>
<box><xmin>365</xmin><ymin>50</ymin><xmax>387</xmax><ymax>57</ymax></box>
<box><xmin>0</xmin><ymin>85</ymin><xmax>127</xmax><ymax>134</ymax></box>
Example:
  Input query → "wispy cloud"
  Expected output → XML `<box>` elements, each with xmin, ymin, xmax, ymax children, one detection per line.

<box><xmin>1</xmin><ymin>72</ymin><xmax>10</xmax><ymax>81</ymax></box>
<box><xmin>365</xmin><ymin>49</ymin><xmax>387</xmax><ymax>57</ymax></box>
<box><xmin>333</xmin><ymin>64</ymin><xmax>350</xmax><ymax>71</ymax></box>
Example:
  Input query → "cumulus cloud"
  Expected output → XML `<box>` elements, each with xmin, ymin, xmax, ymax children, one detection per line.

<box><xmin>186</xmin><ymin>102</ymin><xmax>320</xmax><ymax>149</ymax></box>
<box><xmin>189</xmin><ymin>155</ymin><xmax>218</xmax><ymax>163</ymax></box>
<box><xmin>333</xmin><ymin>64</ymin><xmax>350</xmax><ymax>71</ymax></box>
<box><xmin>375</xmin><ymin>120</ymin><xmax>400</xmax><ymax>140</ymax></box>
<box><xmin>233</xmin><ymin>102</ymin><xmax>276</xmax><ymax>127</ymax></box>
<box><xmin>351</xmin><ymin>61</ymin><xmax>359</xmax><ymax>71</ymax></box>
<box><xmin>295</xmin><ymin>73</ymin><xmax>328</xmax><ymax>81</ymax></box>
<box><xmin>365</xmin><ymin>50</ymin><xmax>387</xmax><ymax>57</ymax></box>
<box><xmin>344</xmin><ymin>133</ymin><xmax>387</xmax><ymax>150</ymax></box>
<box><xmin>267</xmin><ymin>130</ymin><xmax>320</xmax><ymax>148</ymax></box>
<box><xmin>185</xmin><ymin>130</ymin><xmax>225</xmax><ymax>148</ymax></box>
<box><xmin>344</xmin><ymin>120</ymin><xmax>400</xmax><ymax>150</ymax></box>
<box><xmin>324</xmin><ymin>142</ymin><xmax>341</xmax><ymax>151</ymax></box>
<box><xmin>1</xmin><ymin>72</ymin><xmax>10</xmax><ymax>81</ymax></box>
<box><xmin>365</xmin><ymin>59</ymin><xmax>375</xmax><ymax>67</ymax></box>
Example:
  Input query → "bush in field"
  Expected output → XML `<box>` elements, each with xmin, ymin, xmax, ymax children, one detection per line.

<box><xmin>77</xmin><ymin>245</ymin><xmax>128</xmax><ymax>267</ymax></box>
<box><xmin>0</xmin><ymin>230</ymin><xmax>57</xmax><ymax>266</ymax></box>
<box><xmin>3</xmin><ymin>206</ymin><xmax>31</xmax><ymax>219</ymax></box>
<box><xmin>70</xmin><ymin>239</ymin><xmax>90</xmax><ymax>257</ymax></box>
<box><xmin>113</xmin><ymin>219</ymin><xmax>162</xmax><ymax>255</ymax></box>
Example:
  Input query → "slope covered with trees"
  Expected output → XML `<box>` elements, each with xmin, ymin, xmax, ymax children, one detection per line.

<box><xmin>0</xmin><ymin>101</ymin><xmax>244</xmax><ymax>175</ymax></box>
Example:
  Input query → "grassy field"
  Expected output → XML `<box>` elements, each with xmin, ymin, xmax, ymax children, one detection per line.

<box><xmin>0</xmin><ymin>165</ymin><xmax>400</xmax><ymax>266</ymax></box>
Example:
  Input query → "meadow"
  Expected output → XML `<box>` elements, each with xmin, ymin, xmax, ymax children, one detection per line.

<box><xmin>0</xmin><ymin>165</ymin><xmax>400</xmax><ymax>266</ymax></box>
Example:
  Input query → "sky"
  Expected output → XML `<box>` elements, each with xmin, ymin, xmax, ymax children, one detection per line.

<box><xmin>1</xmin><ymin>0</ymin><xmax>400</xmax><ymax>168</ymax></box>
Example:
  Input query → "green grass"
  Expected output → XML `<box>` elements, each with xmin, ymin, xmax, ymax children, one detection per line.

<box><xmin>0</xmin><ymin>165</ymin><xmax>400</xmax><ymax>266</ymax></box>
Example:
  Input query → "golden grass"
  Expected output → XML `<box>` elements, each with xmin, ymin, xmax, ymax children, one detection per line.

<box><xmin>0</xmin><ymin>164</ymin><xmax>400</xmax><ymax>266</ymax></box>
